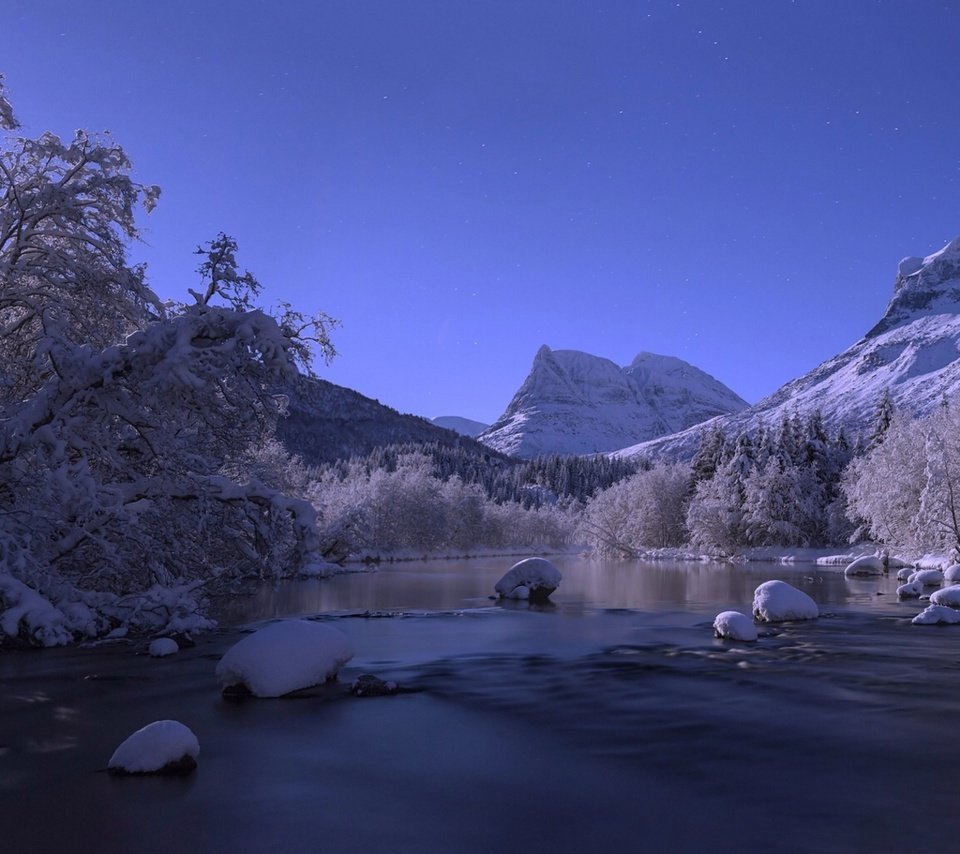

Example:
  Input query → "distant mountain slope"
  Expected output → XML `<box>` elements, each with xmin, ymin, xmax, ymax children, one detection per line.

<box><xmin>431</xmin><ymin>416</ymin><xmax>489</xmax><ymax>437</ymax></box>
<box><xmin>619</xmin><ymin>234</ymin><xmax>960</xmax><ymax>460</ymax></box>
<box><xmin>478</xmin><ymin>346</ymin><xmax>748</xmax><ymax>458</ymax></box>
<box><xmin>277</xmin><ymin>376</ymin><xmax>499</xmax><ymax>465</ymax></box>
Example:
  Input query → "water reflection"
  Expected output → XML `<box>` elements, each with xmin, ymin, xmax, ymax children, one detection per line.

<box><xmin>218</xmin><ymin>556</ymin><xmax>910</xmax><ymax>625</ymax></box>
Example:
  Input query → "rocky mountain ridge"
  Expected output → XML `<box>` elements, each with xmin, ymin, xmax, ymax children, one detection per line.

<box><xmin>618</xmin><ymin>235</ymin><xmax>960</xmax><ymax>460</ymax></box>
<box><xmin>478</xmin><ymin>346</ymin><xmax>749</xmax><ymax>458</ymax></box>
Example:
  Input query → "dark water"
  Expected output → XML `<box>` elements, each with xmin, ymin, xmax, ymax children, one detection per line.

<box><xmin>5</xmin><ymin>557</ymin><xmax>960</xmax><ymax>852</ymax></box>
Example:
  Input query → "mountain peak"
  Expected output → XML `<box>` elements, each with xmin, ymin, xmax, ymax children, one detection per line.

<box><xmin>479</xmin><ymin>348</ymin><xmax>747</xmax><ymax>458</ymax></box>
<box><xmin>869</xmin><ymin>234</ymin><xmax>960</xmax><ymax>338</ymax></box>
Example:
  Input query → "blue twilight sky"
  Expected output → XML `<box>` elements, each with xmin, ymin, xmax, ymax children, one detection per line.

<box><xmin>3</xmin><ymin>1</ymin><xmax>959</xmax><ymax>423</ymax></box>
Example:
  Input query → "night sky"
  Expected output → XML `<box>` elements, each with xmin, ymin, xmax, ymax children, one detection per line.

<box><xmin>4</xmin><ymin>1</ymin><xmax>959</xmax><ymax>423</ymax></box>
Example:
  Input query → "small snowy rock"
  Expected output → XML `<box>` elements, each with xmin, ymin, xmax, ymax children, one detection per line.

<box><xmin>912</xmin><ymin>604</ymin><xmax>960</xmax><ymax>625</ymax></box>
<box><xmin>897</xmin><ymin>567</ymin><xmax>915</xmax><ymax>582</ymax></box>
<box><xmin>909</xmin><ymin>569</ymin><xmax>944</xmax><ymax>587</ymax></box>
<box><xmin>943</xmin><ymin>564</ymin><xmax>960</xmax><ymax>583</ymax></box>
<box><xmin>713</xmin><ymin>611</ymin><xmax>758</xmax><ymax>642</ymax></box>
<box><xmin>752</xmin><ymin>580</ymin><xmax>819</xmax><ymax>623</ymax></box>
<box><xmin>108</xmin><ymin>720</ymin><xmax>199</xmax><ymax>775</ymax></box>
<box><xmin>148</xmin><ymin>638</ymin><xmax>179</xmax><ymax>658</ymax></box>
<box><xmin>216</xmin><ymin>620</ymin><xmax>353</xmax><ymax>698</ymax></box>
<box><xmin>897</xmin><ymin>581</ymin><xmax>923</xmax><ymax>599</ymax></box>
<box><xmin>844</xmin><ymin>555</ymin><xmax>885</xmax><ymax>577</ymax></box>
<box><xmin>495</xmin><ymin>558</ymin><xmax>561</xmax><ymax>602</ymax></box>
<box><xmin>929</xmin><ymin>585</ymin><xmax>960</xmax><ymax>608</ymax></box>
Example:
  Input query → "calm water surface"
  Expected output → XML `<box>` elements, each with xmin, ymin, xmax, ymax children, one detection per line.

<box><xmin>6</xmin><ymin>557</ymin><xmax>960</xmax><ymax>853</ymax></box>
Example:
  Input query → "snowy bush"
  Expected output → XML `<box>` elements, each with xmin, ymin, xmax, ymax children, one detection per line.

<box><xmin>310</xmin><ymin>452</ymin><xmax>574</xmax><ymax>557</ymax></box>
<box><xmin>579</xmin><ymin>461</ymin><xmax>692</xmax><ymax>556</ymax></box>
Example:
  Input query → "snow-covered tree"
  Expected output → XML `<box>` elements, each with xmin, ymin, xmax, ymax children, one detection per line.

<box><xmin>842</xmin><ymin>411</ymin><xmax>927</xmax><ymax>549</ymax></box>
<box><xmin>0</xmin><ymin>88</ymin><xmax>337</xmax><ymax>645</ymax></box>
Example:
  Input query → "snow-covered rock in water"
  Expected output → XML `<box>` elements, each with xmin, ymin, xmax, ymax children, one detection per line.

<box><xmin>929</xmin><ymin>585</ymin><xmax>960</xmax><ymax>608</ymax></box>
<box><xmin>897</xmin><ymin>567</ymin><xmax>915</xmax><ymax>582</ymax></box>
<box><xmin>752</xmin><ymin>580</ymin><xmax>819</xmax><ymax>622</ymax></box>
<box><xmin>495</xmin><ymin>558</ymin><xmax>562</xmax><ymax>602</ymax></box>
<box><xmin>479</xmin><ymin>346</ymin><xmax>747</xmax><ymax>457</ymax></box>
<box><xmin>148</xmin><ymin>637</ymin><xmax>179</xmax><ymax>657</ymax></box>
<box><xmin>912</xmin><ymin>604</ymin><xmax>960</xmax><ymax>625</ymax></box>
<box><xmin>897</xmin><ymin>581</ymin><xmax>923</xmax><ymax>599</ymax></box>
<box><xmin>844</xmin><ymin>555</ymin><xmax>885</xmax><ymax>577</ymax></box>
<box><xmin>713</xmin><ymin>610</ymin><xmax>758</xmax><ymax>641</ymax></box>
<box><xmin>108</xmin><ymin>720</ymin><xmax>199</xmax><ymax>775</ymax></box>
<box><xmin>216</xmin><ymin>620</ymin><xmax>353</xmax><ymax>698</ymax></box>
<box><xmin>909</xmin><ymin>569</ymin><xmax>944</xmax><ymax>587</ymax></box>
<box><xmin>943</xmin><ymin>564</ymin><xmax>960</xmax><ymax>583</ymax></box>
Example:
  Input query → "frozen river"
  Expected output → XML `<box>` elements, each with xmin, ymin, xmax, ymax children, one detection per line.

<box><xmin>4</xmin><ymin>556</ymin><xmax>960</xmax><ymax>852</ymax></box>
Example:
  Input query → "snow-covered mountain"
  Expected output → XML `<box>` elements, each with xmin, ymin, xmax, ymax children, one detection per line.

<box><xmin>431</xmin><ymin>416</ymin><xmax>489</xmax><ymax>437</ymax></box>
<box><xmin>619</xmin><ymin>234</ymin><xmax>960</xmax><ymax>460</ymax></box>
<box><xmin>477</xmin><ymin>346</ymin><xmax>749</xmax><ymax>457</ymax></box>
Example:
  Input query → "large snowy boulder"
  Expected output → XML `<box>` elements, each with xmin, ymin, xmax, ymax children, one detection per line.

<box><xmin>896</xmin><ymin>581</ymin><xmax>923</xmax><ymax>599</ymax></box>
<box><xmin>713</xmin><ymin>610</ymin><xmax>758</xmax><ymax>642</ymax></box>
<box><xmin>495</xmin><ymin>558</ymin><xmax>562</xmax><ymax>602</ymax></box>
<box><xmin>844</xmin><ymin>555</ymin><xmax>885</xmax><ymax>577</ymax></box>
<box><xmin>929</xmin><ymin>585</ymin><xmax>960</xmax><ymax>608</ymax></box>
<box><xmin>752</xmin><ymin>580</ymin><xmax>819</xmax><ymax>623</ymax></box>
<box><xmin>912</xmin><ymin>604</ymin><xmax>960</xmax><ymax>625</ymax></box>
<box><xmin>108</xmin><ymin>720</ymin><xmax>199</xmax><ymax>775</ymax></box>
<box><xmin>909</xmin><ymin>569</ymin><xmax>944</xmax><ymax>587</ymax></box>
<box><xmin>216</xmin><ymin>620</ymin><xmax>354</xmax><ymax>698</ymax></box>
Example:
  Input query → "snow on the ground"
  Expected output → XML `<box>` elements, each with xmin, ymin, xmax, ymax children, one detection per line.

<box><xmin>148</xmin><ymin>638</ymin><xmax>178</xmax><ymax>657</ymax></box>
<box><xmin>108</xmin><ymin>720</ymin><xmax>199</xmax><ymax>774</ymax></box>
<box><xmin>915</xmin><ymin>554</ymin><xmax>953</xmax><ymax>571</ymax></box>
<box><xmin>752</xmin><ymin>580</ymin><xmax>819</xmax><ymax>622</ymax></box>
<box><xmin>929</xmin><ymin>585</ymin><xmax>960</xmax><ymax>607</ymax></box>
<box><xmin>215</xmin><ymin>620</ymin><xmax>353</xmax><ymax>698</ymax></box>
<box><xmin>713</xmin><ymin>610</ymin><xmax>758</xmax><ymax>642</ymax></box>
<box><xmin>495</xmin><ymin>557</ymin><xmax>562</xmax><ymax>601</ymax></box>
<box><xmin>299</xmin><ymin>560</ymin><xmax>341</xmax><ymax>578</ymax></box>
<box><xmin>912</xmin><ymin>604</ymin><xmax>960</xmax><ymax>625</ymax></box>
<box><xmin>844</xmin><ymin>555</ymin><xmax>885</xmax><ymax>577</ymax></box>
